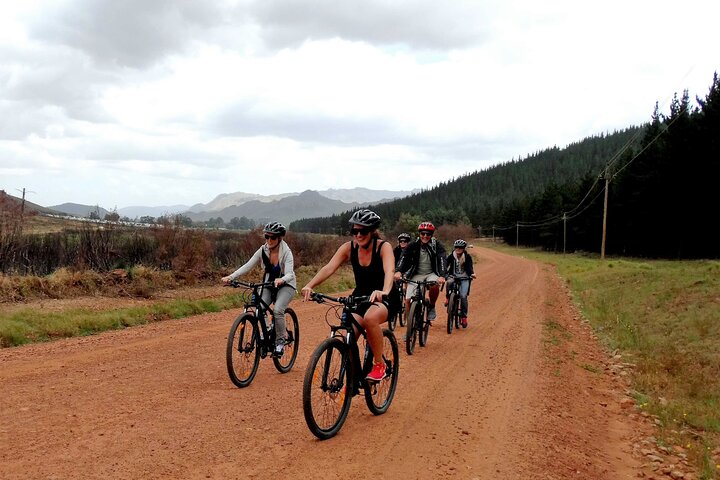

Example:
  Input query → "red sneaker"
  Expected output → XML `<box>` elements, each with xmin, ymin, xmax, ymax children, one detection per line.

<box><xmin>366</xmin><ymin>362</ymin><xmax>387</xmax><ymax>382</ymax></box>
<box><xmin>461</xmin><ymin>317</ymin><xmax>468</xmax><ymax>328</ymax></box>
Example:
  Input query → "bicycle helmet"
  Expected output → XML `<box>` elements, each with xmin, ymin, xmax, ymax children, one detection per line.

<box><xmin>263</xmin><ymin>221</ymin><xmax>287</xmax><ymax>236</ymax></box>
<box><xmin>453</xmin><ymin>239</ymin><xmax>467</xmax><ymax>249</ymax></box>
<box><xmin>348</xmin><ymin>209</ymin><xmax>381</xmax><ymax>228</ymax></box>
<box><xmin>417</xmin><ymin>221</ymin><xmax>436</xmax><ymax>232</ymax></box>
<box><xmin>397</xmin><ymin>232</ymin><xmax>411</xmax><ymax>242</ymax></box>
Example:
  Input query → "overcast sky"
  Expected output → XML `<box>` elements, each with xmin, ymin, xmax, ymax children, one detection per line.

<box><xmin>1</xmin><ymin>0</ymin><xmax>717</xmax><ymax>209</ymax></box>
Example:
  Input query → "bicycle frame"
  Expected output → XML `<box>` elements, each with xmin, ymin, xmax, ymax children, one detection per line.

<box><xmin>303</xmin><ymin>292</ymin><xmax>399</xmax><ymax>439</ymax></box>
<box><xmin>314</xmin><ymin>293</ymin><xmax>372</xmax><ymax>393</ymax></box>
<box><xmin>230</xmin><ymin>280</ymin><xmax>279</xmax><ymax>355</ymax></box>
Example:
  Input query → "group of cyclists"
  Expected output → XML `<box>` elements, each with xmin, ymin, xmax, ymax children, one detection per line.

<box><xmin>221</xmin><ymin>208</ymin><xmax>476</xmax><ymax>383</ymax></box>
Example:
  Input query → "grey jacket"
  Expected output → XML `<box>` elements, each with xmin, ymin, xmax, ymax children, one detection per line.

<box><xmin>228</xmin><ymin>240</ymin><xmax>297</xmax><ymax>289</ymax></box>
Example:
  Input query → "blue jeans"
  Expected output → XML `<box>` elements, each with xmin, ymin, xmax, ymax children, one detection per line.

<box><xmin>448</xmin><ymin>276</ymin><xmax>470</xmax><ymax>317</ymax></box>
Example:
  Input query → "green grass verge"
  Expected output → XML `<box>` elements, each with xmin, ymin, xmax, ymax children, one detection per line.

<box><xmin>0</xmin><ymin>265</ymin><xmax>357</xmax><ymax>349</ymax></box>
<box><xmin>486</xmin><ymin>242</ymin><xmax>720</xmax><ymax>478</ymax></box>
<box><xmin>0</xmin><ymin>294</ymin><xmax>246</xmax><ymax>347</ymax></box>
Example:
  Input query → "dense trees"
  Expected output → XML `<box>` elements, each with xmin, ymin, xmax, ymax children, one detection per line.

<box><xmin>292</xmin><ymin>73</ymin><xmax>719</xmax><ymax>259</ymax></box>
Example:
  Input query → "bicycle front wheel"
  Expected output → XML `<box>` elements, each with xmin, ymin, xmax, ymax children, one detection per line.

<box><xmin>405</xmin><ymin>301</ymin><xmax>419</xmax><ymax>355</ymax></box>
<box><xmin>419</xmin><ymin>304</ymin><xmax>430</xmax><ymax>347</ymax></box>
<box><xmin>302</xmin><ymin>337</ymin><xmax>353</xmax><ymax>440</ymax></box>
<box><xmin>363</xmin><ymin>329</ymin><xmax>399</xmax><ymax>415</ymax></box>
<box><xmin>446</xmin><ymin>292</ymin><xmax>456</xmax><ymax>335</ymax></box>
<box><xmin>226</xmin><ymin>313</ymin><xmax>260</xmax><ymax>388</ymax></box>
<box><xmin>272</xmin><ymin>308</ymin><xmax>300</xmax><ymax>373</ymax></box>
<box><xmin>387</xmin><ymin>309</ymin><xmax>397</xmax><ymax>332</ymax></box>
<box><xmin>398</xmin><ymin>302</ymin><xmax>406</xmax><ymax>327</ymax></box>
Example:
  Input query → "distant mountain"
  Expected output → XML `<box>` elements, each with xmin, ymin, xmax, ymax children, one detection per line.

<box><xmin>188</xmin><ymin>192</ymin><xmax>296</xmax><ymax>213</ymax></box>
<box><xmin>0</xmin><ymin>190</ymin><xmax>60</xmax><ymax>215</ymax></box>
<box><xmin>118</xmin><ymin>205</ymin><xmax>190</xmax><ymax>219</ymax></box>
<box><xmin>186</xmin><ymin>187</ymin><xmax>411</xmax><ymax>214</ymax></box>
<box><xmin>318</xmin><ymin>188</ymin><xmax>415</xmax><ymax>203</ymax></box>
<box><xmin>48</xmin><ymin>203</ymin><xmax>111</xmax><ymax>218</ymax></box>
<box><xmin>185</xmin><ymin>190</ymin><xmax>364</xmax><ymax>225</ymax></box>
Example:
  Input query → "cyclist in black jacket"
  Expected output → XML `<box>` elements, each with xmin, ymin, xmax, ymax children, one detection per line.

<box><xmin>394</xmin><ymin>222</ymin><xmax>446</xmax><ymax>323</ymax></box>
<box><xmin>393</xmin><ymin>232</ymin><xmax>411</xmax><ymax>269</ymax></box>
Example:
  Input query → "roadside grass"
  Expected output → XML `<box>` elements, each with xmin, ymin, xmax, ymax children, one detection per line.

<box><xmin>0</xmin><ymin>264</ymin><xmax>356</xmax><ymax>348</ymax></box>
<box><xmin>486</xmin><ymin>242</ymin><xmax>720</xmax><ymax>478</ymax></box>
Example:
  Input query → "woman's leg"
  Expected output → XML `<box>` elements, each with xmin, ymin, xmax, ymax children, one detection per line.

<box><xmin>459</xmin><ymin>278</ymin><xmax>470</xmax><ymax>317</ymax></box>
<box><xmin>272</xmin><ymin>286</ymin><xmax>294</xmax><ymax>344</ymax></box>
<box><xmin>357</xmin><ymin>303</ymin><xmax>388</xmax><ymax>364</ymax></box>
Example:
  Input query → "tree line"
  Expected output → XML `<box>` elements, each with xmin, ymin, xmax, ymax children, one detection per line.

<box><xmin>291</xmin><ymin>73</ymin><xmax>719</xmax><ymax>259</ymax></box>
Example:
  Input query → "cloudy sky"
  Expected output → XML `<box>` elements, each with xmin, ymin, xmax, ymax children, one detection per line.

<box><xmin>1</xmin><ymin>0</ymin><xmax>718</xmax><ymax>209</ymax></box>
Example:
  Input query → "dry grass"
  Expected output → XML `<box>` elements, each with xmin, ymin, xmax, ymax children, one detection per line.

<box><xmin>488</xmin><ymin>242</ymin><xmax>720</xmax><ymax>478</ymax></box>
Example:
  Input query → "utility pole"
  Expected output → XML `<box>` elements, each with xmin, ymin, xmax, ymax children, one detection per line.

<box><xmin>562</xmin><ymin>212</ymin><xmax>567</xmax><ymax>254</ymax></box>
<box><xmin>492</xmin><ymin>225</ymin><xmax>495</xmax><ymax>243</ymax></box>
<box><xmin>516</xmin><ymin>222</ymin><xmax>519</xmax><ymax>248</ymax></box>
<box><xmin>600</xmin><ymin>173</ymin><xmax>610</xmax><ymax>260</ymax></box>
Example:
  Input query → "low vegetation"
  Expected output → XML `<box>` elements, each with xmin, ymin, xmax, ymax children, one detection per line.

<box><xmin>489</xmin><ymin>242</ymin><xmax>720</xmax><ymax>478</ymax></box>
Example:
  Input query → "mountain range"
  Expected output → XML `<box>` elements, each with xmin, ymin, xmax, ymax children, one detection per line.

<box><xmin>15</xmin><ymin>187</ymin><xmax>415</xmax><ymax>224</ymax></box>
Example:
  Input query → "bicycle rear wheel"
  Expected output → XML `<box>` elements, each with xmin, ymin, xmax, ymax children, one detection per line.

<box><xmin>302</xmin><ymin>337</ymin><xmax>353</xmax><ymax>440</ymax></box>
<box><xmin>272</xmin><ymin>308</ymin><xmax>300</xmax><ymax>373</ymax></box>
<box><xmin>405</xmin><ymin>301</ymin><xmax>419</xmax><ymax>355</ymax></box>
<box><xmin>363</xmin><ymin>329</ymin><xmax>399</xmax><ymax>415</ymax></box>
<box><xmin>446</xmin><ymin>292</ymin><xmax>456</xmax><ymax>335</ymax></box>
<box><xmin>226</xmin><ymin>313</ymin><xmax>260</xmax><ymax>388</ymax></box>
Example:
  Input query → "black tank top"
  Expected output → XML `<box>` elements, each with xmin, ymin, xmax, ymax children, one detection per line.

<box><xmin>350</xmin><ymin>237</ymin><xmax>386</xmax><ymax>296</ymax></box>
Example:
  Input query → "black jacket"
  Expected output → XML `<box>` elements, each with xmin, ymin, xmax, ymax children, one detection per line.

<box><xmin>397</xmin><ymin>238</ymin><xmax>447</xmax><ymax>277</ymax></box>
<box><xmin>445</xmin><ymin>252</ymin><xmax>474</xmax><ymax>278</ymax></box>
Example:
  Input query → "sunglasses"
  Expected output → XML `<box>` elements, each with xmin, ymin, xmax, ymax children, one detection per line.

<box><xmin>350</xmin><ymin>227</ymin><xmax>372</xmax><ymax>236</ymax></box>
<box><xmin>419</xmin><ymin>231</ymin><xmax>433</xmax><ymax>237</ymax></box>
<box><xmin>399</xmin><ymin>240</ymin><xmax>408</xmax><ymax>243</ymax></box>
<box><xmin>264</xmin><ymin>234</ymin><xmax>278</xmax><ymax>240</ymax></box>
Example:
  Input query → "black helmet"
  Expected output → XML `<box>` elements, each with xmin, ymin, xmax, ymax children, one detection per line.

<box><xmin>348</xmin><ymin>209</ymin><xmax>381</xmax><ymax>228</ymax></box>
<box><xmin>453</xmin><ymin>239</ymin><xmax>467</xmax><ymax>249</ymax></box>
<box><xmin>263</xmin><ymin>221</ymin><xmax>287</xmax><ymax>236</ymax></box>
<box><xmin>397</xmin><ymin>232</ymin><xmax>411</xmax><ymax>242</ymax></box>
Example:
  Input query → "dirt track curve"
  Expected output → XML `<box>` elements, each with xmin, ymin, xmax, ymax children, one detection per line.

<box><xmin>1</xmin><ymin>246</ymin><xmax>656</xmax><ymax>479</ymax></box>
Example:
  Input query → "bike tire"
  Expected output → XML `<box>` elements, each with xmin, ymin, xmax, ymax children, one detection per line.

<box><xmin>455</xmin><ymin>298</ymin><xmax>463</xmax><ymax>329</ymax></box>
<box><xmin>398</xmin><ymin>303</ymin><xmax>406</xmax><ymax>327</ymax></box>
<box><xmin>364</xmin><ymin>329</ymin><xmax>399</xmax><ymax>415</ymax></box>
<box><xmin>447</xmin><ymin>292</ymin><xmax>456</xmax><ymax>335</ymax></box>
<box><xmin>272</xmin><ymin>308</ymin><xmax>300</xmax><ymax>373</ymax></box>
<box><xmin>387</xmin><ymin>309</ymin><xmax>397</xmax><ymax>332</ymax></box>
<box><xmin>419</xmin><ymin>303</ymin><xmax>429</xmax><ymax>347</ymax></box>
<box><xmin>302</xmin><ymin>337</ymin><xmax>353</xmax><ymax>440</ymax></box>
<box><xmin>405</xmin><ymin>301</ymin><xmax>419</xmax><ymax>355</ymax></box>
<box><xmin>226</xmin><ymin>313</ymin><xmax>260</xmax><ymax>388</ymax></box>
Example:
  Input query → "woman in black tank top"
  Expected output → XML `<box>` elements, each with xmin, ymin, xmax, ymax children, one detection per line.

<box><xmin>302</xmin><ymin>209</ymin><xmax>396</xmax><ymax>382</ymax></box>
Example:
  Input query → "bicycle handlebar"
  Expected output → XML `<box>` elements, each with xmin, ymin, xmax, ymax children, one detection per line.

<box><xmin>310</xmin><ymin>292</ymin><xmax>371</xmax><ymax>306</ymax></box>
<box><xmin>225</xmin><ymin>279</ymin><xmax>296</xmax><ymax>290</ymax></box>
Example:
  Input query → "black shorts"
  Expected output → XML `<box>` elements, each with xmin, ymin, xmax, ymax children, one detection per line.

<box><xmin>354</xmin><ymin>289</ymin><xmax>400</xmax><ymax>319</ymax></box>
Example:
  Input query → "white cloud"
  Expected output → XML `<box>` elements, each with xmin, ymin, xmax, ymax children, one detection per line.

<box><xmin>0</xmin><ymin>0</ymin><xmax>718</xmax><ymax>208</ymax></box>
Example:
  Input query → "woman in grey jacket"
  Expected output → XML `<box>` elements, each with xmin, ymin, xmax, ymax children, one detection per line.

<box><xmin>222</xmin><ymin>222</ymin><xmax>296</xmax><ymax>357</ymax></box>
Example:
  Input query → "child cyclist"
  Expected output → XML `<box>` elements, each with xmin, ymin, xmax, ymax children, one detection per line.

<box><xmin>222</xmin><ymin>222</ymin><xmax>296</xmax><ymax>357</ymax></box>
<box><xmin>445</xmin><ymin>239</ymin><xmax>476</xmax><ymax>328</ymax></box>
<box><xmin>301</xmin><ymin>209</ymin><xmax>399</xmax><ymax>382</ymax></box>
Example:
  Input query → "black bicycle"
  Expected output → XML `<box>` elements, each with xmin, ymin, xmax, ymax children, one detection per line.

<box><xmin>446</xmin><ymin>276</ymin><xmax>472</xmax><ymax>334</ymax></box>
<box><xmin>402</xmin><ymin>278</ymin><xmax>439</xmax><ymax>355</ymax></box>
<box><xmin>225</xmin><ymin>280</ymin><xmax>299</xmax><ymax>388</ymax></box>
<box><xmin>386</xmin><ymin>281</ymin><xmax>406</xmax><ymax>331</ymax></box>
<box><xmin>303</xmin><ymin>292</ymin><xmax>399</xmax><ymax>440</ymax></box>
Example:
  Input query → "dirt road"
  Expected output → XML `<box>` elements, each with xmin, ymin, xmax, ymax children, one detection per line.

<box><xmin>1</xmin><ymin>247</ymin><xmax>655</xmax><ymax>479</ymax></box>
